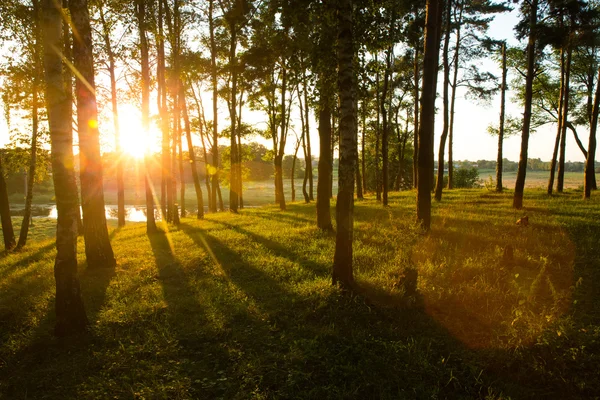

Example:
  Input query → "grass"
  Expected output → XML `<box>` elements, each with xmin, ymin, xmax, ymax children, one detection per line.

<box><xmin>1</xmin><ymin>188</ymin><xmax>599</xmax><ymax>399</ymax></box>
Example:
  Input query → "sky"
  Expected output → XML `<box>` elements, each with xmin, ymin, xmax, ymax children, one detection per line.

<box><xmin>0</xmin><ymin>8</ymin><xmax>595</xmax><ymax>164</ymax></box>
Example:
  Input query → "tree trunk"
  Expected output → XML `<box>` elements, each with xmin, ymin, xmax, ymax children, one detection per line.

<box><xmin>137</xmin><ymin>0</ymin><xmax>157</xmax><ymax>233</ymax></box>
<box><xmin>333</xmin><ymin>0</ymin><xmax>356</xmax><ymax>289</ymax></box>
<box><xmin>557</xmin><ymin>44</ymin><xmax>572</xmax><ymax>193</ymax></box>
<box><xmin>361</xmin><ymin>99</ymin><xmax>367</xmax><ymax>193</ymax></box>
<box><xmin>496</xmin><ymin>42</ymin><xmax>506</xmax><ymax>192</ymax></box>
<box><xmin>317</xmin><ymin>92</ymin><xmax>333</xmax><ymax>231</ymax></box>
<box><xmin>0</xmin><ymin>154</ymin><xmax>16</xmax><ymax>251</ymax></box>
<box><xmin>276</xmin><ymin>65</ymin><xmax>287</xmax><ymax>211</ymax></box>
<box><xmin>413</xmin><ymin>45</ymin><xmax>420</xmax><ymax>189</ymax></box>
<box><xmin>209</xmin><ymin>0</ymin><xmax>220</xmax><ymax>213</ymax></box>
<box><xmin>584</xmin><ymin>67</ymin><xmax>600</xmax><ymax>199</ymax></box>
<box><xmin>548</xmin><ymin>48</ymin><xmax>565</xmax><ymax>195</ymax></box>
<box><xmin>228</xmin><ymin>23</ymin><xmax>239</xmax><ymax>213</ymax></box>
<box><xmin>299</xmin><ymin>83</ymin><xmax>310</xmax><ymax>203</ymax></box>
<box><xmin>303</xmin><ymin>73</ymin><xmax>314</xmax><ymax>201</ymax></box>
<box><xmin>375</xmin><ymin>55</ymin><xmax>381</xmax><ymax>201</ymax></box>
<box><xmin>178</xmin><ymin>118</ymin><xmax>186</xmax><ymax>217</ymax></box>
<box><xmin>158</xmin><ymin>0</ymin><xmax>169</xmax><ymax>219</ymax></box>
<box><xmin>435</xmin><ymin>0</ymin><xmax>451</xmax><ymax>202</ymax></box>
<box><xmin>513</xmin><ymin>0</ymin><xmax>538</xmax><ymax>209</ymax></box>
<box><xmin>69</xmin><ymin>0</ymin><xmax>116</xmax><ymax>268</ymax></box>
<box><xmin>99</xmin><ymin>5</ymin><xmax>125</xmax><ymax>228</ymax></box>
<box><xmin>180</xmin><ymin>86</ymin><xmax>204</xmax><ymax>218</ymax></box>
<box><xmin>417</xmin><ymin>0</ymin><xmax>443</xmax><ymax>230</ymax></box>
<box><xmin>41</xmin><ymin>0</ymin><xmax>88</xmax><ymax>335</ymax></box>
<box><xmin>447</xmin><ymin>3</ymin><xmax>462</xmax><ymax>190</ymax></box>
<box><xmin>17</xmin><ymin>0</ymin><xmax>41</xmax><ymax>249</ymax></box>
<box><xmin>382</xmin><ymin>44</ymin><xmax>392</xmax><ymax>206</ymax></box>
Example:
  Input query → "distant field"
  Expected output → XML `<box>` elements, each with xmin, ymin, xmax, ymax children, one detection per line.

<box><xmin>478</xmin><ymin>169</ymin><xmax>585</xmax><ymax>190</ymax></box>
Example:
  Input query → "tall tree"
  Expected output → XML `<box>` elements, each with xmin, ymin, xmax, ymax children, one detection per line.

<box><xmin>97</xmin><ymin>2</ymin><xmax>125</xmax><ymax>228</ymax></box>
<box><xmin>417</xmin><ymin>0</ymin><xmax>443</xmax><ymax>229</ymax></box>
<box><xmin>181</xmin><ymin>84</ymin><xmax>204</xmax><ymax>218</ymax></box>
<box><xmin>136</xmin><ymin>0</ymin><xmax>157</xmax><ymax>233</ymax></box>
<box><xmin>496</xmin><ymin>41</ymin><xmax>507</xmax><ymax>192</ymax></box>
<box><xmin>0</xmin><ymin>153</ymin><xmax>16</xmax><ymax>251</ymax></box>
<box><xmin>69</xmin><ymin>0</ymin><xmax>116</xmax><ymax>267</ymax></box>
<box><xmin>584</xmin><ymin>66</ymin><xmax>600</xmax><ymax>199</ymax></box>
<box><xmin>513</xmin><ymin>0</ymin><xmax>539</xmax><ymax>209</ymax></box>
<box><xmin>332</xmin><ymin>0</ymin><xmax>356</xmax><ymax>289</ymax></box>
<box><xmin>41</xmin><ymin>0</ymin><xmax>88</xmax><ymax>335</ymax></box>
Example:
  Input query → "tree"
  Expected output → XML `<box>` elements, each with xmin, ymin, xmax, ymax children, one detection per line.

<box><xmin>41</xmin><ymin>0</ymin><xmax>88</xmax><ymax>335</ymax></box>
<box><xmin>332</xmin><ymin>0</ymin><xmax>356</xmax><ymax>289</ymax></box>
<box><xmin>496</xmin><ymin>41</ymin><xmax>508</xmax><ymax>192</ymax></box>
<box><xmin>181</xmin><ymin>83</ymin><xmax>204</xmax><ymax>218</ymax></box>
<box><xmin>514</xmin><ymin>0</ymin><xmax>539</xmax><ymax>209</ymax></box>
<box><xmin>584</xmin><ymin>66</ymin><xmax>600</xmax><ymax>198</ymax></box>
<box><xmin>417</xmin><ymin>0</ymin><xmax>443</xmax><ymax>229</ymax></box>
<box><xmin>136</xmin><ymin>0</ymin><xmax>157</xmax><ymax>233</ymax></box>
<box><xmin>69</xmin><ymin>0</ymin><xmax>116</xmax><ymax>267</ymax></box>
<box><xmin>0</xmin><ymin>152</ymin><xmax>16</xmax><ymax>251</ymax></box>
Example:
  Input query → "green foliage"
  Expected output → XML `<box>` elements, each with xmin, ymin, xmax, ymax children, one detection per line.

<box><xmin>453</xmin><ymin>167</ymin><xmax>481</xmax><ymax>188</ymax></box>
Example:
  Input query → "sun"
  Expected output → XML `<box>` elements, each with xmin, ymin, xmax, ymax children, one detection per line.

<box><xmin>118</xmin><ymin>104</ymin><xmax>150</xmax><ymax>159</ymax></box>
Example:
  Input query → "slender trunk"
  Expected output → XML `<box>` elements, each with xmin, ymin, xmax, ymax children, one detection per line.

<box><xmin>42</xmin><ymin>0</ymin><xmax>87</xmax><ymax>335</ymax></box>
<box><xmin>330</xmin><ymin>112</ymin><xmax>335</xmax><ymax>198</ymax></box>
<box><xmin>299</xmin><ymin>87</ymin><xmax>310</xmax><ymax>203</ymax></box>
<box><xmin>178</xmin><ymin>118</ymin><xmax>185</xmax><ymax>217</ymax></box>
<box><xmin>417</xmin><ymin>0</ymin><xmax>443</xmax><ymax>229</ymax></box>
<box><xmin>276</xmin><ymin>64</ymin><xmax>287</xmax><ymax>210</ymax></box>
<box><xmin>291</xmin><ymin>139</ymin><xmax>301</xmax><ymax>202</ymax></box>
<box><xmin>158</xmin><ymin>0</ymin><xmax>169</xmax><ymax>219</ymax></box>
<box><xmin>447</xmin><ymin>4</ymin><xmax>462</xmax><ymax>189</ymax></box>
<box><xmin>382</xmin><ymin>45</ymin><xmax>392</xmax><ymax>206</ymax></box>
<box><xmin>0</xmin><ymin>155</ymin><xmax>15</xmax><ymax>251</ymax></box>
<box><xmin>317</xmin><ymin>93</ymin><xmax>333</xmax><ymax>231</ymax></box>
<box><xmin>435</xmin><ymin>0</ymin><xmax>451</xmax><ymax>202</ymax></box>
<box><xmin>584</xmin><ymin>67</ymin><xmax>600</xmax><ymax>199</ymax></box>
<box><xmin>137</xmin><ymin>0</ymin><xmax>157</xmax><ymax>233</ymax></box>
<box><xmin>69</xmin><ymin>0</ymin><xmax>115</xmax><ymax>268</ymax></box>
<box><xmin>333</xmin><ymin>0</ymin><xmax>356</xmax><ymax>289</ymax></box>
<box><xmin>557</xmin><ymin>44</ymin><xmax>572</xmax><ymax>193</ymax></box>
<box><xmin>361</xmin><ymin>99</ymin><xmax>367</xmax><ymax>192</ymax></box>
<box><xmin>17</xmin><ymin>0</ymin><xmax>42</xmax><ymax>249</ymax></box>
<box><xmin>413</xmin><ymin>45</ymin><xmax>420</xmax><ymax>189</ymax></box>
<box><xmin>496</xmin><ymin>42</ymin><xmax>507</xmax><ymax>192</ymax></box>
<box><xmin>304</xmin><ymin>73</ymin><xmax>314</xmax><ymax>201</ymax></box>
<box><xmin>179</xmin><ymin>85</ymin><xmax>204</xmax><ymax>219</ymax></box>
<box><xmin>375</xmin><ymin>55</ymin><xmax>381</xmax><ymax>201</ymax></box>
<box><xmin>549</xmin><ymin>45</ymin><xmax>565</xmax><ymax>195</ymax></box>
<box><xmin>228</xmin><ymin>23</ymin><xmax>239</xmax><ymax>213</ymax></box>
<box><xmin>513</xmin><ymin>0</ymin><xmax>538</xmax><ymax>209</ymax></box>
<box><xmin>99</xmin><ymin>6</ymin><xmax>124</xmax><ymax>228</ymax></box>
<box><xmin>191</xmin><ymin>83</ymin><xmax>212</xmax><ymax>211</ymax></box>
<box><xmin>209</xmin><ymin>0</ymin><xmax>219</xmax><ymax>212</ymax></box>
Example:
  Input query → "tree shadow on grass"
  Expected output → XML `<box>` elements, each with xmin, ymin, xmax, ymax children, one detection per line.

<box><xmin>207</xmin><ymin>219</ymin><xmax>329</xmax><ymax>278</ymax></box>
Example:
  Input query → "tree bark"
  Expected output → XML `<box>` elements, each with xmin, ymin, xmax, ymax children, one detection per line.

<box><xmin>0</xmin><ymin>154</ymin><xmax>16</xmax><ymax>251</ymax></box>
<box><xmin>276</xmin><ymin>64</ymin><xmax>287</xmax><ymax>210</ymax></box>
<box><xmin>42</xmin><ymin>0</ymin><xmax>88</xmax><ymax>335</ymax></box>
<box><xmin>209</xmin><ymin>0</ymin><xmax>220</xmax><ymax>213</ymax></box>
<box><xmin>417</xmin><ymin>0</ymin><xmax>443</xmax><ymax>229</ymax></box>
<box><xmin>98</xmin><ymin>5</ymin><xmax>124</xmax><ymax>228</ymax></box>
<box><xmin>304</xmin><ymin>73</ymin><xmax>314</xmax><ymax>201</ymax></box>
<box><xmin>435</xmin><ymin>0</ymin><xmax>451</xmax><ymax>202</ymax></box>
<box><xmin>382</xmin><ymin>44</ymin><xmax>392</xmax><ymax>206</ymax></box>
<box><xmin>413</xmin><ymin>46</ymin><xmax>420</xmax><ymax>189</ymax></box>
<box><xmin>375</xmin><ymin>55</ymin><xmax>381</xmax><ymax>201</ymax></box>
<box><xmin>513</xmin><ymin>0</ymin><xmax>538</xmax><ymax>209</ymax></box>
<box><xmin>228</xmin><ymin>21</ymin><xmax>239</xmax><ymax>213</ymax></box>
<box><xmin>332</xmin><ymin>0</ymin><xmax>356</xmax><ymax>289</ymax></box>
<box><xmin>17</xmin><ymin>0</ymin><xmax>41</xmax><ymax>249</ymax></box>
<box><xmin>181</xmin><ymin>85</ymin><xmax>204</xmax><ymax>218</ymax></box>
<box><xmin>557</xmin><ymin>44</ymin><xmax>573</xmax><ymax>193</ymax></box>
<box><xmin>496</xmin><ymin>41</ymin><xmax>507</xmax><ymax>192</ymax></box>
<box><xmin>69</xmin><ymin>0</ymin><xmax>115</xmax><ymax>268</ymax></box>
<box><xmin>136</xmin><ymin>0</ymin><xmax>157</xmax><ymax>233</ymax></box>
<box><xmin>584</xmin><ymin>67</ymin><xmax>600</xmax><ymax>199</ymax></box>
<box><xmin>317</xmin><ymin>93</ymin><xmax>333</xmax><ymax>231</ymax></box>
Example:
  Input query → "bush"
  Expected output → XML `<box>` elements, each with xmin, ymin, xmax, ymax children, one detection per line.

<box><xmin>453</xmin><ymin>167</ymin><xmax>481</xmax><ymax>188</ymax></box>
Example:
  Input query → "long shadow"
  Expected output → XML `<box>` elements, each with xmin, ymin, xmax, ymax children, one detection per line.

<box><xmin>0</xmin><ymin>241</ymin><xmax>55</xmax><ymax>281</ymax></box>
<box><xmin>206</xmin><ymin>219</ymin><xmax>328</xmax><ymax>278</ymax></box>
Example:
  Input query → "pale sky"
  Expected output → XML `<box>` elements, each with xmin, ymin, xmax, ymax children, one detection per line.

<box><xmin>0</xmin><ymin>8</ymin><xmax>595</xmax><ymax>164</ymax></box>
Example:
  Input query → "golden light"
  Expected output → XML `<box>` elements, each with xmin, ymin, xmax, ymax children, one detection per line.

<box><xmin>118</xmin><ymin>104</ymin><xmax>149</xmax><ymax>159</ymax></box>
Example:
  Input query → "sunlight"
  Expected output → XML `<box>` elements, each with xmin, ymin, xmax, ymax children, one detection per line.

<box><xmin>118</xmin><ymin>104</ymin><xmax>149</xmax><ymax>159</ymax></box>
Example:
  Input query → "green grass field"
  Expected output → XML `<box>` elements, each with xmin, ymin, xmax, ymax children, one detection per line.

<box><xmin>1</xmin><ymin>188</ymin><xmax>599</xmax><ymax>399</ymax></box>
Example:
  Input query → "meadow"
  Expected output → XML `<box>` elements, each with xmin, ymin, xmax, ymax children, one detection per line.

<box><xmin>0</xmin><ymin>188</ymin><xmax>599</xmax><ymax>399</ymax></box>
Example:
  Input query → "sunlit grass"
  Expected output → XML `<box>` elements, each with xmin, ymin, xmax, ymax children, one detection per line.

<box><xmin>0</xmin><ymin>188</ymin><xmax>599</xmax><ymax>398</ymax></box>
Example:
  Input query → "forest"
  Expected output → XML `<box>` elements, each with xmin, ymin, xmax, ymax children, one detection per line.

<box><xmin>1</xmin><ymin>0</ymin><xmax>600</xmax><ymax>398</ymax></box>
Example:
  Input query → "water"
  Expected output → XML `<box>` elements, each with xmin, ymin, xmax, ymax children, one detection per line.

<box><xmin>45</xmin><ymin>205</ymin><xmax>163</xmax><ymax>222</ymax></box>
